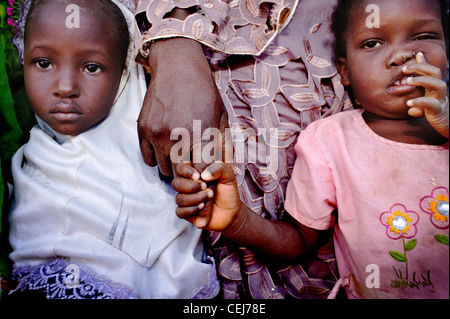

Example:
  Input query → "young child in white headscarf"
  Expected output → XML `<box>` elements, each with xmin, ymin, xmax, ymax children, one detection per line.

<box><xmin>8</xmin><ymin>0</ymin><xmax>218</xmax><ymax>299</ymax></box>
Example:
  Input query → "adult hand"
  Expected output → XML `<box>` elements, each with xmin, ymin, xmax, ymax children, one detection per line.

<box><xmin>137</xmin><ymin>11</ymin><xmax>226</xmax><ymax>176</ymax></box>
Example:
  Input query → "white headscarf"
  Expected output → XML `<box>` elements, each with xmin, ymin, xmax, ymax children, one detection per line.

<box><xmin>9</xmin><ymin>0</ymin><xmax>218</xmax><ymax>299</ymax></box>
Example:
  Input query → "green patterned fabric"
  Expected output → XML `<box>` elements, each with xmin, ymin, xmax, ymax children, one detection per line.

<box><xmin>0</xmin><ymin>2</ymin><xmax>34</xmax><ymax>295</ymax></box>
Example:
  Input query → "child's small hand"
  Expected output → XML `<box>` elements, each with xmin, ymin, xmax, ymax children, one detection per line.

<box><xmin>403</xmin><ymin>52</ymin><xmax>449</xmax><ymax>138</ymax></box>
<box><xmin>172</xmin><ymin>162</ymin><xmax>241</xmax><ymax>231</ymax></box>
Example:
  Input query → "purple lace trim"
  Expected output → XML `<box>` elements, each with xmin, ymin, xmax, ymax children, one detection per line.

<box><xmin>12</xmin><ymin>257</ymin><xmax>220</xmax><ymax>299</ymax></box>
<box><xmin>192</xmin><ymin>256</ymin><xmax>220</xmax><ymax>299</ymax></box>
<box><xmin>11</xmin><ymin>259</ymin><xmax>139</xmax><ymax>299</ymax></box>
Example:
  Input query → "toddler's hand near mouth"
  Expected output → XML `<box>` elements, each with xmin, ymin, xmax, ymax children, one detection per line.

<box><xmin>403</xmin><ymin>52</ymin><xmax>449</xmax><ymax>138</ymax></box>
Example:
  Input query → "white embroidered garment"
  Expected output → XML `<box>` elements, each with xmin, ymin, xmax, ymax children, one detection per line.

<box><xmin>9</xmin><ymin>0</ymin><xmax>218</xmax><ymax>299</ymax></box>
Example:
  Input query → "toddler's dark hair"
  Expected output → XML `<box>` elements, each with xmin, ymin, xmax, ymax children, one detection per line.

<box><xmin>331</xmin><ymin>0</ymin><xmax>449</xmax><ymax>60</ymax></box>
<box><xmin>24</xmin><ymin>0</ymin><xmax>130</xmax><ymax>69</ymax></box>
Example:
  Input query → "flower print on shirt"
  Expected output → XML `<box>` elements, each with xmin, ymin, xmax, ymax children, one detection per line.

<box><xmin>420</xmin><ymin>186</ymin><xmax>449</xmax><ymax>246</ymax></box>
<box><xmin>380</xmin><ymin>204</ymin><xmax>419</xmax><ymax>276</ymax></box>
<box><xmin>380</xmin><ymin>204</ymin><xmax>434</xmax><ymax>289</ymax></box>
<box><xmin>419</xmin><ymin>186</ymin><xmax>449</xmax><ymax>229</ymax></box>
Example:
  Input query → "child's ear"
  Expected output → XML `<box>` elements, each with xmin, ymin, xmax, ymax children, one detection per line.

<box><xmin>336</xmin><ymin>57</ymin><xmax>350</xmax><ymax>86</ymax></box>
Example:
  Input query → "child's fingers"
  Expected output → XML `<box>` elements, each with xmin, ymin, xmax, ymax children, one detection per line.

<box><xmin>402</xmin><ymin>53</ymin><xmax>447</xmax><ymax>104</ymax></box>
<box><xmin>201</xmin><ymin>161</ymin><xmax>241</xmax><ymax>213</ymax></box>
<box><xmin>407</xmin><ymin>96</ymin><xmax>448</xmax><ymax>118</ymax></box>
<box><xmin>402</xmin><ymin>51</ymin><xmax>442</xmax><ymax>79</ymax></box>
<box><xmin>187</xmin><ymin>162</ymin><xmax>240</xmax><ymax>230</ymax></box>
<box><xmin>201</xmin><ymin>161</ymin><xmax>236</xmax><ymax>185</ymax></box>
<box><xmin>406</xmin><ymin>75</ymin><xmax>447</xmax><ymax>96</ymax></box>
<box><xmin>407</xmin><ymin>97</ymin><xmax>441</xmax><ymax>111</ymax></box>
<box><xmin>406</xmin><ymin>97</ymin><xmax>433</xmax><ymax>117</ymax></box>
<box><xmin>402</xmin><ymin>63</ymin><xmax>441</xmax><ymax>77</ymax></box>
<box><xmin>405</xmin><ymin>75</ymin><xmax>447</xmax><ymax>109</ymax></box>
<box><xmin>407</xmin><ymin>95</ymin><xmax>449</xmax><ymax>138</ymax></box>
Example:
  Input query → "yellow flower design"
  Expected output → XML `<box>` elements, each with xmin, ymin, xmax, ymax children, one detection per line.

<box><xmin>381</xmin><ymin>204</ymin><xmax>419</xmax><ymax>240</ymax></box>
<box><xmin>428</xmin><ymin>194</ymin><xmax>449</xmax><ymax>223</ymax></box>
<box><xmin>420</xmin><ymin>187</ymin><xmax>449</xmax><ymax>230</ymax></box>
<box><xmin>387</xmin><ymin>211</ymin><xmax>412</xmax><ymax>235</ymax></box>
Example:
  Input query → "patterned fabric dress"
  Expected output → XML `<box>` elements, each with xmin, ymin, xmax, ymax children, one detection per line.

<box><xmin>135</xmin><ymin>0</ymin><xmax>352</xmax><ymax>299</ymax></box>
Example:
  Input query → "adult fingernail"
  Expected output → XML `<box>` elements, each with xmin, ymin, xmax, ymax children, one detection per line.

<box><xmin>206</xmin><ymin>189</ymin><xmax>214</xmax><ymax>198</ymax></box>
<box><xmin>195</xmin><ymin>217</ymin><xmax>208</xmax><ymax>228</ymax></box>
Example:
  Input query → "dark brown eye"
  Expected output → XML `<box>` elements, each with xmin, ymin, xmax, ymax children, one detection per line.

<box><xmin>35</xmin><ymin>59</ymin><xmax>52</xmax><ymax>69</ymax></box>
<box><xmin>84</xmin><ymin>64</ymin><xmax>101</xmax><ymax>74</ymax></box>
<box><xmin>362</xmin><ymin>40</ymin><xmax>381</xmax><ymax>49</ymax></box>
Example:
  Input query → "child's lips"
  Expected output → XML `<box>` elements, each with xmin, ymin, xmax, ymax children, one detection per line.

<box><xmin>50</xmin><ymin>103</ymin><xmax>82</xmax><ymax>121</ymax></box>
<box><xmin>51</xmin><ymin>112</ymin><xmax>82</xmax><ymax>121</ymax></box>
<box><xmin>387</xmin><ymin>73</ymin><xmax>417</xmax><ymax>94</ymax></box>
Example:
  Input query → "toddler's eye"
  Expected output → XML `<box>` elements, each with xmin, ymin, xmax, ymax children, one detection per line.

<box><xmin>35</xmin><ymin>59</ymin><xmax>53</xmax><ymax>69</ymax></box>
<box><xmin>362</xmin><ymin>40</ymin><xmax>381</xmax><ymax>49</ymax></box>
<box><xmin>84</xmin><ymin>64</ymin><xmax>102</xmax><ymax>74</ymax></box>
<box><xmin>415</xmin><ymin>33</ymin><xmax>439</xmax><ymax>41</ymax></box>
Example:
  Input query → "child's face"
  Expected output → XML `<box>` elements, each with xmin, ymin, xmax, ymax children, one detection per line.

<box><xmin>337</xmin><ymin>0</ymin><xmax>447</xmax><ymax>120</ymax></box>
<box><xmin>23</xmin><ymin>0</ymin><xmax>125</xmax><ymax>136</ymax></box>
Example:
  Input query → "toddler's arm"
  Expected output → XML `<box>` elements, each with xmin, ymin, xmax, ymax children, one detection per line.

<box><xmin>172</xmin><ymin>162</ymin><xmax>321</xmax><ymax>261</ymax></box>
<box><xmin>403</xmin><ymin>52</ymin><xmax>449</xmax><ymax>138</ymax></box>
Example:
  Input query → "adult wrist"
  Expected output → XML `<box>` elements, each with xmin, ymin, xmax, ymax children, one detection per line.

<box><xmin>147</xmin><ymin>36</ymin><xmax>208</xmax><ymax>79</ymax></box>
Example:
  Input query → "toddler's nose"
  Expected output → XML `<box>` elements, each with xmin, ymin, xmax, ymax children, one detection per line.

<box><xmin>386</xmin><ymin>49</ymin><xmax>416</xmax><ymax>68</ymax></box>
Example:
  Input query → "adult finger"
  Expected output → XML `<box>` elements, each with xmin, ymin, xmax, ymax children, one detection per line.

<box><xmin>172</xmin><ymin>176</ymin><xmax>206</xmax><ymax>193</ymax></box>
<box><xmin>139</xmin><ymin>138</ymin><xmax>157</xmax><ymax>167</ymax></box>
<box><xmin>175</xmin><ymin>162</ymin><xmax>201</xmax><ymax>180</ymax></box>
<box><xmin>155</xmin><ymin>151</ymin><xmax>174</xmax><ymax>176</ymax></box>
<box><xmin>176</xmin><ymin>204</ymin><xmax>205</xmax><ymax>220</ymax></box>
<box><xmin>175</xmin><ymin>189</ymin><xmax>213</xmax><ymax>207</ymax></box>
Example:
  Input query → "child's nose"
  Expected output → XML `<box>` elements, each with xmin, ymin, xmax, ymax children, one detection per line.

<box><xmin>386</xmin><ymin>49</ymin><xmax>416</xmax><ymax>68</ymax></box>
<box><xmin>53</xmin><ymin>68</ymin><xmax>80</xmax><ymax>98</ymax></box>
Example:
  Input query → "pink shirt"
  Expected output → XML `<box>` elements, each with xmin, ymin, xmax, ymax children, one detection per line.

<box><xmin>285</xmin><ymin>109</ymin><xmax>449</xmax><ymax>299</ymax></box>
